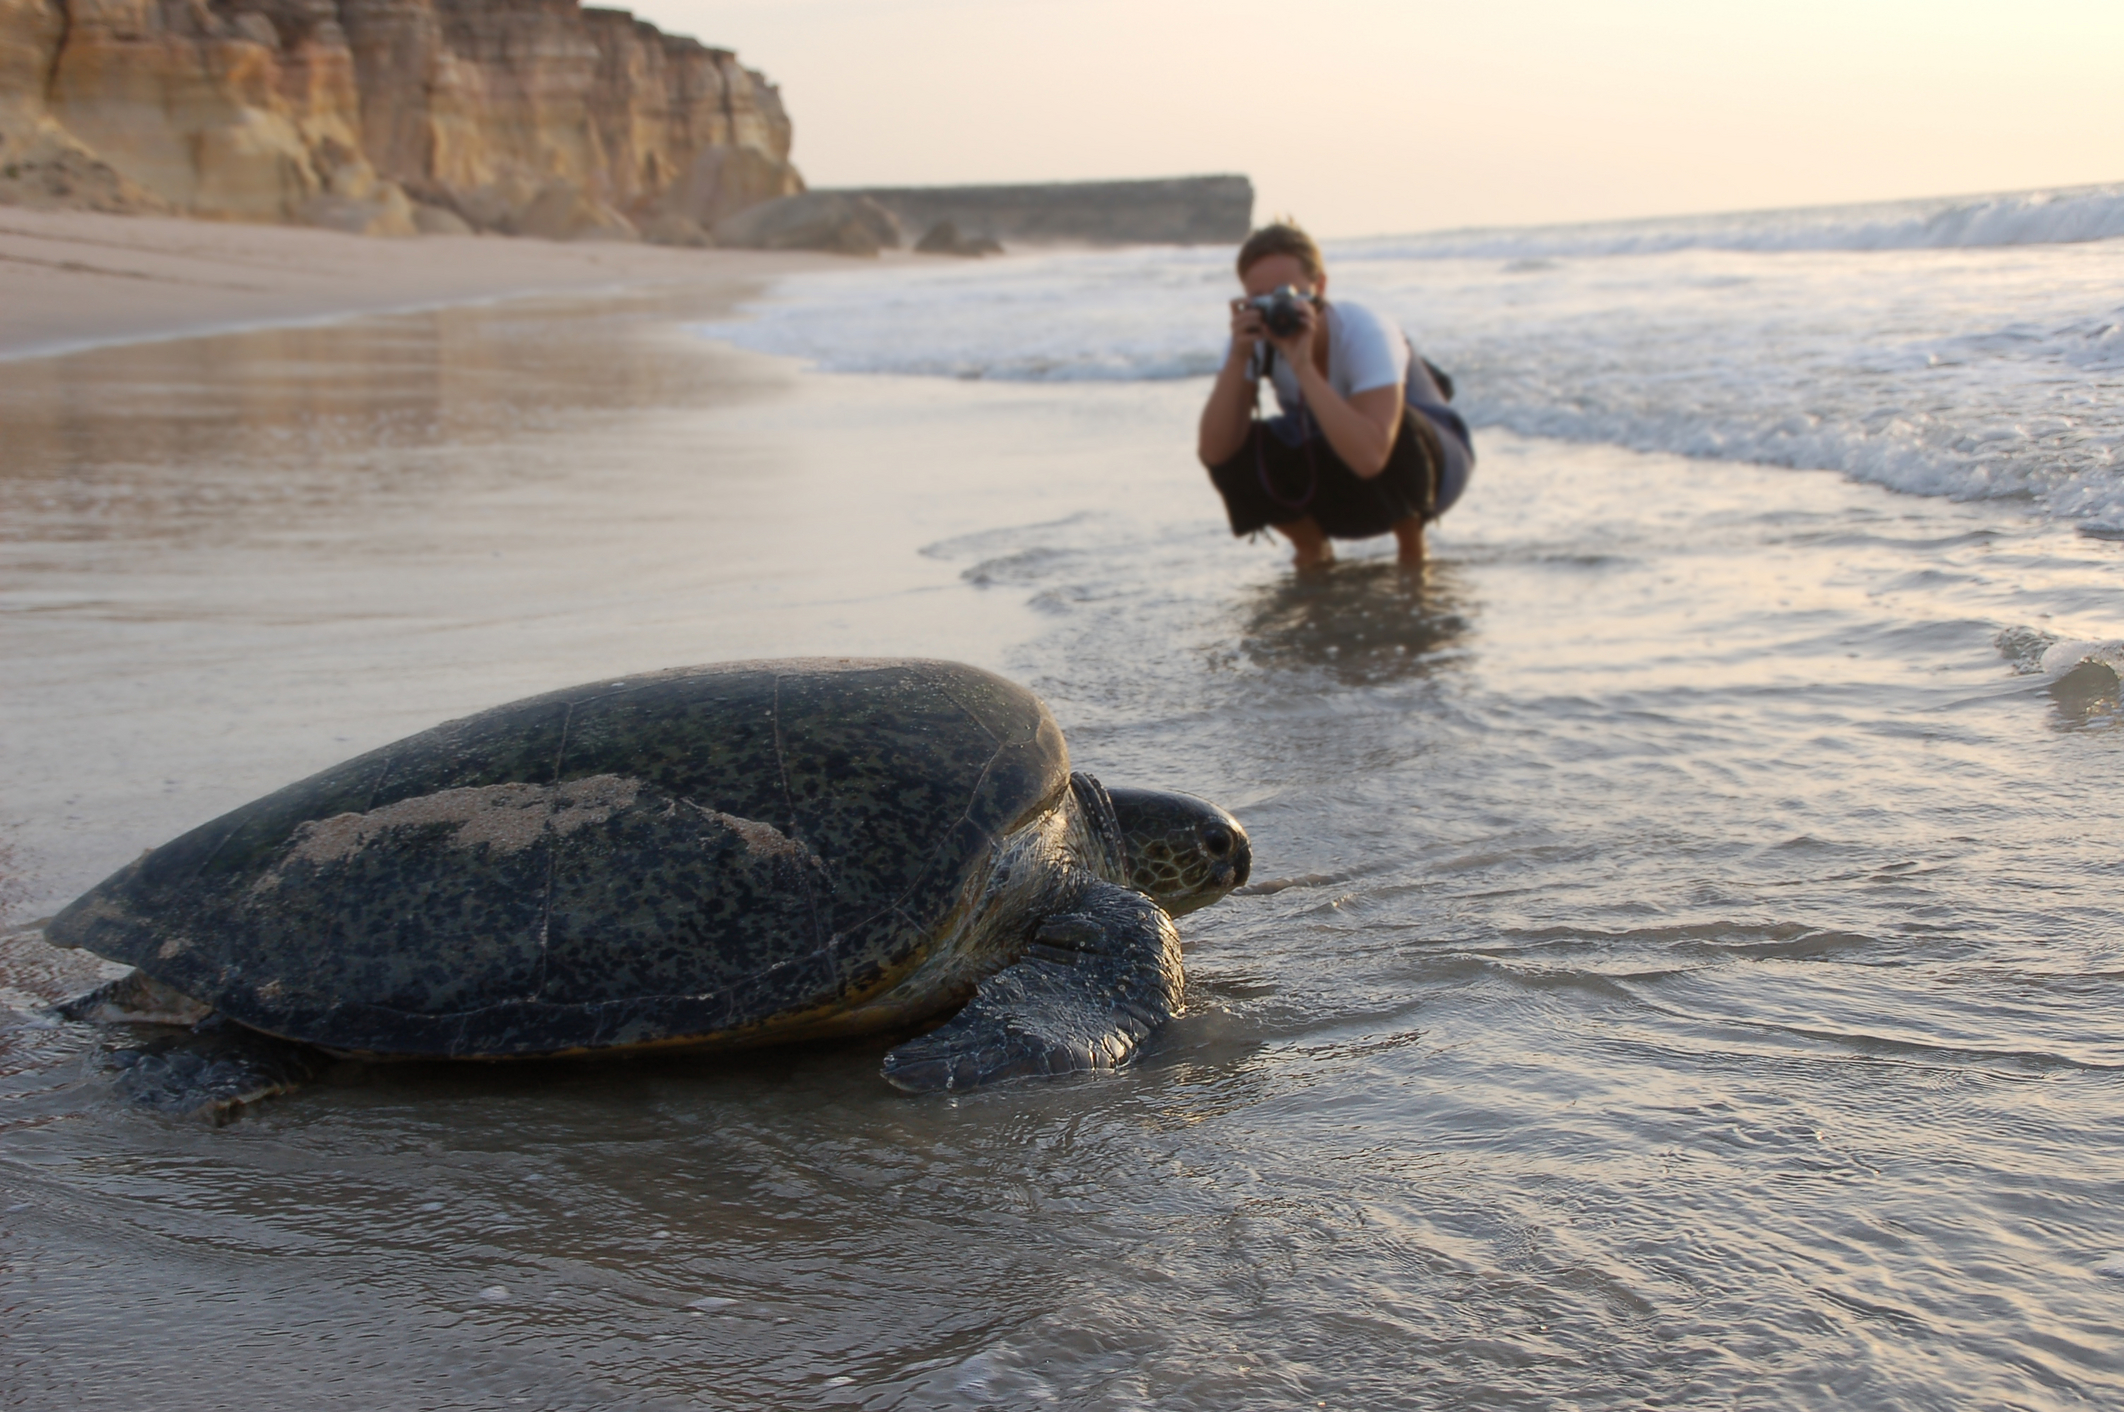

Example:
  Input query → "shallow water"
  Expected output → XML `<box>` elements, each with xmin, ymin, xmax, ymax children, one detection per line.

<box><xmin>4</xmin><ymin>286</ymin><xmax>2124</xmax><ymax>1410</ymax></box>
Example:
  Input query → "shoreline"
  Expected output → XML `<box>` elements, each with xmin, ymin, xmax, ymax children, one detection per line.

<box><xmin>0</xmin><ymin>207</ymin><xmax>852</xmax><ymax>362</ymax></box>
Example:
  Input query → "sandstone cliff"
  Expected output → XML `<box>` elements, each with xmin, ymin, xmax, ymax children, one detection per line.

<box><xmin>0</xmin><ymin>0</ymin><xmax>802</xmax><ymax>238</ymax></box>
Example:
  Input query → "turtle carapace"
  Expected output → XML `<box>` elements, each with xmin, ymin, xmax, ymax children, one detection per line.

<box><xmin>48</xmin><ymin>659</ymin><xmax>1250</xmax><ymax>1117</ymax></box>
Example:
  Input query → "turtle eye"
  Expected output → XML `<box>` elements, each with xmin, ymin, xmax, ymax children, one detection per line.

<box><xmin>1203</xmin><ymin>826</ymin><xmax>1233</xmax><ymax>857</ymax></box>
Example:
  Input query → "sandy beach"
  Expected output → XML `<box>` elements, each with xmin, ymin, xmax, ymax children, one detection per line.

<box><xmin>0</xmin><ymin>208</ymin><xmax>843</xmax><ymax>360</ymax></box>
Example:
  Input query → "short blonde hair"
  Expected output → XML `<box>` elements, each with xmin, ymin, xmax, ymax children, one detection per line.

<box><xmin>1236</xmin><ymin>221</ymin><xmax>1324</xmax><ymax>282</ymax></box>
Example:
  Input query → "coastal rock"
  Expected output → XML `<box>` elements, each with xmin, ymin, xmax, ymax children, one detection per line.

<box><xmin>0</xmin><ymin>0</ymin><xmax>805</xmax><ymax>235</ymax></box>
<box><xmin>711</xmin><ymin>191</ymin><xmax>900</xmax><ymax>256</ymax></box>
<box><xmin>0</xmin><ymin>116</ymin><xmax>169</xmax><ymax>212</ymax></box>
<box><xmin>913</xmin><ymin>219</ymin><xmax>1003</xmax><ymax>257</ymax></box>
<box><xmin>301</xmin><ymin>183</ymin><xmax>416</xmax><ymax>237</ymax></box>
<box><xmin>515</xmin><ymin>181</ymin><xmax>637</xmax><ymax>242</ymax></box>
<box><xmin>640</xmin><ymin>211</ymin><xmax>709</xmax><ymax>248</ymax></box>
<box><xmin>656</xmin><ymin>142</ymin><xmax>801</xmax><ymax>230</ymax></box>
<box><xmin>454</xmin><ymin>175</ymin><xmax>544</xmax><ymax>235</ymax></box>
<box><xmin>409</xmin><ymin>200</ymin><xmax>471</xmax><ymax>236</ymax></box>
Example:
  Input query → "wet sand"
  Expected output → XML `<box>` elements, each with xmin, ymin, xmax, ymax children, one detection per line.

<box><xmin>0</xmin><ymin>207</ymin><xmax>842</xmax><ymax>361</ymax></box>
<box><xmin>0</xmin><ymin>290</ymin><xmax>1060</xmax><ymax>920</ymax></box>
<box><xmin>5</xmin><ymin>285</ymin><xmax>2123</xmax><ymax>1409</ymax></box>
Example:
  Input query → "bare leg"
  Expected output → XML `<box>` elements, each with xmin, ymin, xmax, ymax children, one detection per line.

<box><xmin>1391</xmin><ymin>515</ymin><xmax>1426</xmax><ymax>570</ymax></box>
<box><xmin>1275</xmin><ymin>516</ymin><xmax>1334</xmax><ymax>571</ymax></box>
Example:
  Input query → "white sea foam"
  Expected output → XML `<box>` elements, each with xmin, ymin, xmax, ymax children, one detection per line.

<box><xmin>1998</xmin><ymin>627</ymin><xmax>2124</xmax><ymax>680</ymax></box>
<box><xmin>696</xmin><ymin>183</ymin><xmax>2124</xmax><ymax>533</ymax></box>
<box><xmin>2041</xmin><ymin>638</ymin><xmax>2124</xmax><ymax>680</ymax></box>
<box><xmin>1345</xmin><ymin>182</ymin><xmax>2124</xmax><ymax>260</ymax></box>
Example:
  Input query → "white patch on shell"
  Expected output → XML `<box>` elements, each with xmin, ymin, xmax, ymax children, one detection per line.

<box><xmin>254</xmin><ymin>775</ymin><xmax>644</xmax><ymax>891</ymax></box>
<box><xmin>700</xmin><ymin>808</ymin><xmax>810</xmax><ymax>861</ymax></box>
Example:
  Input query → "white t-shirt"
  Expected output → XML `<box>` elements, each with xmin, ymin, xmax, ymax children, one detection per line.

<box><xmin>1239</xmin><ymin>299</ymin><xmax>1410</xmax><ymax>416</ymax></box>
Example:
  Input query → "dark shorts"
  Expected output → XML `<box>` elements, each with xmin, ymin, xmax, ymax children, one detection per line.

<box><xmin>1207</xmin><ymin>404</ymin><xmax>1471</xmax><ymax>540</ymax></box>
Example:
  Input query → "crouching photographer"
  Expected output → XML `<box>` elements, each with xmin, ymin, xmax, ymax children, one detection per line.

<box><xmin>1198</xmin><ymin>222</ymin><xmax>1473</xmax><ymax>570</ymax></box>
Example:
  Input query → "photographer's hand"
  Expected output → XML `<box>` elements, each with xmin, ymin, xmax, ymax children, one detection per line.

<box><xmin>1199</xmin><ymin>301</ymin><xmax>1268</xmax><ymax>468</ymax></box>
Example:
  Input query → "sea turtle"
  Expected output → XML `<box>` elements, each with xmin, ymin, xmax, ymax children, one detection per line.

<box><xmin>47</xmin><ymin>659</ymin><xmax>1250</xmax><ymax>1117</ymax></box>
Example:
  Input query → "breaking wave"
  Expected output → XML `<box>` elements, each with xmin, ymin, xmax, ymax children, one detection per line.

<box><xmin>1346</xmin><ymin>183</ymin><xmax>2124</xmax><ymax>261</ymax></box>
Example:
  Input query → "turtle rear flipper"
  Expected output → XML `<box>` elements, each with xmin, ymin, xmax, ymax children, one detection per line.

<box><xmin>882</xmin><ymin>881</ymin><xmax>1183</xmax><ymax>1092</ymax></box>
<box><xmin>106</xmin><ymin>1016</ymin><xmax>326</xmax><ymax>1122</ymax></box>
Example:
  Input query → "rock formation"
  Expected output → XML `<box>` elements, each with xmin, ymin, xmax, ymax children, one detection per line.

<box><xmin>912</xmin><ymin>218</ymin><xmax>1001</xmax><ymax>258</ymax></box>
<box><xmin>710</xmin><ymin>190</ymin><xmax>901</xmax><ymax>257</ymax></box>
<box><xmin>0</xmin><ymin>0</ymin><xmax>803</xmax><ymax>238</ymax></box>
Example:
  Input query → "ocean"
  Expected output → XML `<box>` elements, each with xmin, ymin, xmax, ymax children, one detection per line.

<box><xmin>701</xmin><ymin>181</ymin><xmax>2124</xmax><ymax>534</ymax></box>
<box><xmin>2</xmin><ymin>182</ymin><xmax>2121</xmax><ymax>1409</ymax></box>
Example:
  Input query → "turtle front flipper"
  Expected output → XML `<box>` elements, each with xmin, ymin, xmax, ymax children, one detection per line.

<box><xmin>881</xmin><ymin>881</ymin><xmax>1183</xmax><ymax>1092</ymax></box>
<box><xmin>103</xmin><ymin>1017</ymin><xmax>327</xmax><ymax>1123</ymax></box>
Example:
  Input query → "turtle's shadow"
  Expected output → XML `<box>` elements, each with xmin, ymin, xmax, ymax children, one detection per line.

<box><xmin>1234</xmin><ymin>559</ymin><xmax>1473</xmax><ymax>685</ymax></box>
<box><xmin>310</xmin><ymin>1033</ymin><xmax>906</xmax><ymax>1110</ymax></box>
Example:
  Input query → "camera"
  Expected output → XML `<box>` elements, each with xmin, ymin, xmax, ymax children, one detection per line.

<box><xmin>1247</xmin><ymin>285</ymin><xmax>1315</xmax><ymax>338</ymax></box>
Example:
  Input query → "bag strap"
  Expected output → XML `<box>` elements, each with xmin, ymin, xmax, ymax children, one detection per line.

<box><xmin>1250</xmin><ymin>344</ymin><xmax>1318</xmax><ymax>513</ymax></box>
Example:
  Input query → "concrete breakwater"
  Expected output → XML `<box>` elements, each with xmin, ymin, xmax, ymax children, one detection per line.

<box><xmin>0</xmin><ymin>0</ymin><xmax>801</xmax><ymax>240</ymax></box>
<box><xmin>830</xmin><ymin>175</ymin><xmax>1254</xmax><ymax>247</ymax></box>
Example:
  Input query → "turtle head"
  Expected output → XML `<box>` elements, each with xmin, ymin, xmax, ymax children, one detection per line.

<box><xmin>1106</xmin><ymin>788</ymin><xmax>1252</xmax><ymax>916</ymax></box>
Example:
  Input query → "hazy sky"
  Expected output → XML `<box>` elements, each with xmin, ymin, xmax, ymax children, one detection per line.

<box><xmin>629</xmin><ymin>0</ymin><xmax>2124</xmax><ymax>237</ymax></box>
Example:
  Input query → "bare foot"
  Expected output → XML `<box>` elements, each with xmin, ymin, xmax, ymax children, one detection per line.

<box><xmin>1391</xmin><ymin>516</ymin><xmax>1426</xmax><ymax>571</ymax></box>
<box><xmin>1277</xmin><ymin>516</ymin><xmax>1334</xmax><ymax>572</ymax></box>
